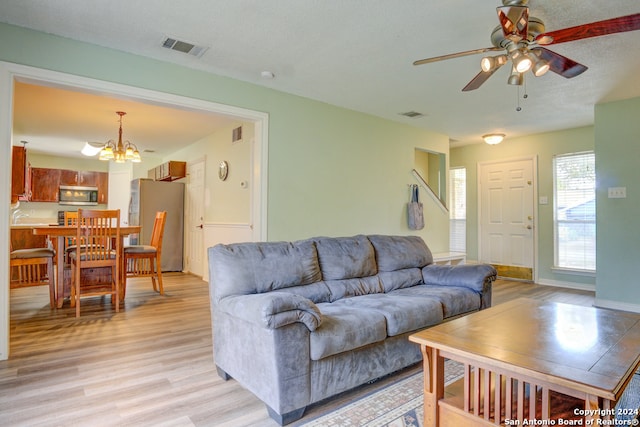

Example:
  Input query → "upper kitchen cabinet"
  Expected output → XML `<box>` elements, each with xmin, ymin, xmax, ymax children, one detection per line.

<box><xmin>30</xmin><ymin>167</ymin><xmax>61</xmax><ymax>202</ymax></box>
<box><xmin>11</xmin><ymin>146</ymin><xmax>29</xmax><ymax>202</ymax></box>
<box><xmin>29</xmin><ymin>168</ymin><xmax>108</xmax><ymax>204</ymax></box>
<box><xmin>154</xmin><ymin>161</ymin><xmax>186</xmax><ymax>182</ymax></box>
<box><xmin>59</xmin><ymin>170</ymin><xmax>101</xmax><ymax>186</ymax></box>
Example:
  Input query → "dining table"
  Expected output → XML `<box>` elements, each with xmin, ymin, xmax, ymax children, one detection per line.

<box><xmin>32</xmin><ymin>225</ymin><xmax>141</xmax><ymax>308</ymax></box>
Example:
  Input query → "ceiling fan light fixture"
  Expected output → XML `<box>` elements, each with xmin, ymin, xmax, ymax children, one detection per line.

<box><xmin>480</xmin><ymin>54</ymin><xmax>508</xmax><ymax>72</ymax></box>
<box><xmin>483</xmin><ymin>133</ymin><xmax>505</xmax><ymax>145</ymax></box>
<box><xmin>532</xmin><ymin>59</ymin><xmax>550</xmax><ymax>77</ymax></box>
<box><xmin>511</xmin><ymin>49</ymin><xmax>533</xmax><ymax>73</ymax></box>
<box><xmin>507</xmin><ymin>70</ymin><xmax>524</xmax><ymax>86</ymax></box>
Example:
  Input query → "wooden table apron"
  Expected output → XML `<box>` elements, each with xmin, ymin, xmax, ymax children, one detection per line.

<box><xmin>409</xmin><ymin>298</ymin><xmax>640</xmax><ymax>426</ymax></box>
<box><xmin>32</xmin><ymin>225</ymin><xmax>141</xmax><ymax>308</ymax></box>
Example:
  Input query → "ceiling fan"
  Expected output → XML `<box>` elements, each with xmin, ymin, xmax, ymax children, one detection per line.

<box><xmin>413</xmin><ymin>0</ymin><xmax>640</xmax><ymax>91</ymax></box>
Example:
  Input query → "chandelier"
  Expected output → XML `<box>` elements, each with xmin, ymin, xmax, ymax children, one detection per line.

<box><xmin>99</xmin><ymin>111</ymin><xmax>141</xmax><ymax>163</ymax></box>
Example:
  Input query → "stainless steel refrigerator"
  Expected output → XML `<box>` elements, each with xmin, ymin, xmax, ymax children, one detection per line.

<box><xmin>129</xmin><ymin>178</ymin><xmax>184</xmax><ymax>272</ymax></box>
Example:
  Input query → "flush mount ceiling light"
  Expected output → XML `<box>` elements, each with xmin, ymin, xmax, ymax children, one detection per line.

<box><xmin>99</xmin><ymin>111</ymin><xmax>141</xmax><ymax>163</ymax></box>
<box><xmin>483</xmin><ymin>133</ymin><xmax>506</xmax><ymax>145</ymax></box>
<box><xmin>81</xmin><ymin>141</ymin><xmax>104</xmax><ymax>156</ymax></box>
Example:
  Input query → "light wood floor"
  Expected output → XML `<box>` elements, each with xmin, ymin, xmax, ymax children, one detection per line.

<box><xmin>0</xmin><ymin>275</ymin><xmax>595</xmax><ymax>426</ymax></box>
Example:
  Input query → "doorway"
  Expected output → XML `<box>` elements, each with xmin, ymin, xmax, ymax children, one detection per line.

<box><xmin>0</xmin><ymin>61</ymin><xmax>269</xmax><ymax>359</ymax></box>
<box><xmin>478</xmin><ymin>157</ymin><xmax>536</xmax><ymax>280</ymax></box>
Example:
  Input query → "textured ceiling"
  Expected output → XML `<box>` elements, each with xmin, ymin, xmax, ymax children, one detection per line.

<box><xmin>1</xmin><ymin>0</ymin><xmax>640</xmax><ymax>153</ymax></box>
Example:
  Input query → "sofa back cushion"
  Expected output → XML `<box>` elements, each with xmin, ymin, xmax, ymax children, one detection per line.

<box><xmin>378</xmin><ymin>268</ymin><xmax>424</xmax><ymax>292</ymax></box>
<box><xmin>208</xmin><ymin>240</ymin><xmax>322</xmax><ymax>302</ymax></box>
<box><xmin>314</xmin><ymin>235</ymin><xmax>377</xmax><ymax>280</ymax></box>
<box><xmin>368</xmin><ymin>235</ymin><xmax>433</xmax><ymax>271</ymax></box>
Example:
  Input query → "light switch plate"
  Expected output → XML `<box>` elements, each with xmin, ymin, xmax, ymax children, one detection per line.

<box><xmin>608</xmin><ymin>187</ymin><xmax>627</xmax><ymax>198</ymax></box>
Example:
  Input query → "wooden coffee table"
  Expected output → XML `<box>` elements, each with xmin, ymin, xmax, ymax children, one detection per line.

<box><xmin>409</xmin><ymin>298</ymin><xmax>640</xmax><ymax>426</ymax></box>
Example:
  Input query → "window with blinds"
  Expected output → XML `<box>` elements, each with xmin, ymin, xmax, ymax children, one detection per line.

<box><xmin>449</xmin><ymin>167</ymin><xmax>466</xmax><ymax>253</ymax></box>
<box><xmin>553</xmin><ymin>152</ymin><xmax>596</xmax><ymax>271</ymax></box>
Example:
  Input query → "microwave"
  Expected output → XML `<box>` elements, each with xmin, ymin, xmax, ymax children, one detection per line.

<box><xmin>59</xmin><ymin>185</ymin><xmax>99</xmax><ymax>205</ymax></box>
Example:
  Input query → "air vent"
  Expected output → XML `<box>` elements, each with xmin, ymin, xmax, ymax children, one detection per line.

<box><xmin>232</xmin><ymin>126</ymin><xmax>243</xmax><ymax>144</ymax></box>
<box><xmin>161</xmin><ymin>37</ymin><xmax>208</xmax><ymax>58</ymax></box>
<box><xmin>399</xmin><ymin>111</ymin><xmax>425</xmax><ymax>118</ymax></box>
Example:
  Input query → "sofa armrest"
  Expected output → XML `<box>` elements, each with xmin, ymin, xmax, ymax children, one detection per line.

<box><xmin>422</xmin><ymin>264</ymin><xmax>497</xmax><ymax>309</ymax></box>
<box><xmin>218</xmin><ymin>292</ymin><xmax>322</xmax><ymax>331</ymax></box>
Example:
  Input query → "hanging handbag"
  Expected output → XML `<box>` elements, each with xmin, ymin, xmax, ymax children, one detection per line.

<box><xmin>407</xmin><ymin>184</ymin><xmax>424</xmax><ymax>230</ymax></box>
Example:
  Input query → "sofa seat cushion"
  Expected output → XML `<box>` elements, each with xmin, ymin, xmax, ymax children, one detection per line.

<box><xmin>310</xmin><ymin>304</ymin><xmax>387</xmax><ymax>360</ymax></box>
<box><xmin>390</xmin><ymin>285</ymin><xmax>481</xmax><ymax>318</ymax></box>
<box><xmin>330</xmin><ymin>294</ymin><xmax>444</xmax><ymax>336</ymax></box>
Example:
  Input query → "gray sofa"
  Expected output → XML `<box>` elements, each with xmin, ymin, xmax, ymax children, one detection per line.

<box><xmin>207</xmin><ymin>234</ymin><xmax>496</xmax><ymax>425</ymax></box>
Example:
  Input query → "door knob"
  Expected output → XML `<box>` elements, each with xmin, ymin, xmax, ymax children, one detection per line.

<box><xmin>526</xmin><ymin>225</ymin><xmax>532</xmax><ymax>230</ymax></box>
<box><xmin>197</xmin><ymin>224</ymin><xmax>204</xmax><ymax>229</ymax></box>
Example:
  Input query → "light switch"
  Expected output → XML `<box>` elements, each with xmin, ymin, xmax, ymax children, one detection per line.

<box><xmin>539</xmin><ymin>196</ymin><xmax>548</xmax><ymax>205</ymax></box>
<box><xmin>608</xmin><ymin>187</ymin><xmax>627</xmax><ymax>199</ymax></box>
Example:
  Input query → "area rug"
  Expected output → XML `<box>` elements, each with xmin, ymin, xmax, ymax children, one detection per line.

<box><xmin>298</xmin><ymin>363</ymin><xmax>640</xmax><ymax>427</ymax></box>
<box><xmin>298</xmin><ymin>360</ymin><xmax>464</xmax><ymax>427</ymax></box>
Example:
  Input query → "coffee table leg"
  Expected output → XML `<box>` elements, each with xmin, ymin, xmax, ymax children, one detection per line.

<box><xmin>421</xmin><ymin>345</ymin><xmax>445</xmax><ymax>426</ymax></box>
<box><xmin>585</xmin><ymin>394</ymin><xmax>603</xmax><ymax>423</ymax></box>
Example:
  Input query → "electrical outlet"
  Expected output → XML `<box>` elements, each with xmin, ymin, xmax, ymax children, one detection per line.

<box><xmin>608</xmin><ymin>187</ymin><xmax>627</xmax><ymax>198</ymax></box>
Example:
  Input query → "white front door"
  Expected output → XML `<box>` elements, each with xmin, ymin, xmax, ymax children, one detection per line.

<box><xmin>478</xmin><ymin>158</ymin><xmax>535</xmax><ymax>278</ymax></box>
<box><xmin>186</xmin><ymin>159</ymin><xmax>205</xmax><ymax>277</ymax></box>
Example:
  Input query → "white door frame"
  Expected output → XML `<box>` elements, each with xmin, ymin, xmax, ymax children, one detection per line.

<box><xmin>477</xmin><ymin>155</ymin><xmax>538</xmax><ymax>281</ymax></box>
<box><xmin>0</xmin><ymin>61</ymin><xmax>269</xmax><ymax>360</ymax></box>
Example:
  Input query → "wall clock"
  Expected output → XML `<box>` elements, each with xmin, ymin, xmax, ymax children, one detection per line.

<box><xmin>218</xmin><ymin>160</ymin><xmax>229</xmax><ymax>181</ymax></box>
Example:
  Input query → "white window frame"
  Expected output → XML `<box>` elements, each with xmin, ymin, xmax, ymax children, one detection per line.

<box><xmin>552</xmin><ymin>151</ymin><xmax>596</xmax><ymax>273</ymax></box>
<box><xmin>449</xmin><ymin>167</ymin><xmax>466</xmax><ymax>253</ymax></box>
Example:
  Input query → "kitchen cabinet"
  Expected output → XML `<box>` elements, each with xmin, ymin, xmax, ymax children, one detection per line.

<box><xmin>30</xmin><ymin>168</ymin><xmax>61</xmax><ymax>202</ymax></box>
<box><xmin>96</xmin><ymin>172</ymin><xmax>108</xmax><ymax>204</ymax></box>
<box><xmin>29</xmin><ymin>168</ymin><xmax>108</xmax><ymax>204</ymax></box>
<box><xmin>11</xmin><ymin>146</ymin><xmax>28</xmax><ymax>202</ymax></box>
<box><xmin>60</xmin><ymin>169</ymin><xmax>100</xmax><ymax>186</ymax></box>
<box><xmin>11</xmin><ymin>228</ymin><xmax>48</xmax><ymax>250</ymax></box>
<box><xmin>154</xmin><ymin>161</ymin><xmax>186</xmax><ymax>182</ymax></box>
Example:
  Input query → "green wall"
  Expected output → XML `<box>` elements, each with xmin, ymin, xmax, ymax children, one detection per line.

<box><xmin>451</xmin><ymin>126</ymin><xmax>595</xmax><ymax>289</ymax></box>
<box><xmin>0</xmin><ymin>22</ymin><xmax>450</xmax><ymax>248</ymax></box>
<box><xmin>594</xmin><ymin>97</ymin><xmax>640</xmax><ymax>310</ymax></box>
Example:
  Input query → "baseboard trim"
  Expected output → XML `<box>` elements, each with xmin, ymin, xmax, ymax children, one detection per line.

<box><xmin>594</xmin><ymin>298</ymin><xmax>640</xmax><ymax>314</ymax></box>
<box><xmin>536</xmin><ymin>279</ymin><xmax>595</xmax><ymax>292</ymax></box>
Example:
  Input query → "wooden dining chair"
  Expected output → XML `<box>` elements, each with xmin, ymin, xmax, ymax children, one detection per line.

<box><xmin>123</xmin><ymin>211</ymin><xmax>167</xmax><ymax>296</ymax></box>
<box><xmin>63</xmin><ymin>210</ymin><xmax>79</xmax><ymax>263</ymax></box>
<box><xmin>69</xmin><ymin>209</ymin><xmax>121</xmax><ymax>317</ymax></box>
<box><xmin>10</xmin><ymin>242</ymin><xmax>56</xmax><ymax>308</ymax></box>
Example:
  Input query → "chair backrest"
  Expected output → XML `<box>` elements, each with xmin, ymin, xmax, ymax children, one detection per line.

<box><xmin>150</xmin><ymin>211</ymin><xmax>167</xmax><ymax>254</ymax></box>
<box><xmin>64</xmin><ymin>211</ymin><xmax>79</xmax><ymax>247</ymax></box>
<box><xmin>76</xmin><ymin>209</ymin><xmax>121</xmax><ymax>261</ymax></box>
<box><xmin>64</xmin><ymin>210</ymin><xmax>78</xmax><ymax>226</ymax></box>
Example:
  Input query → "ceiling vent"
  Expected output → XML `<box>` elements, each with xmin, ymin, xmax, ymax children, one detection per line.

<box><xmin>399</xmin><ymin>111</ymin><xmax>425</xmax><ymax>118</ymax></box>
<box><xmin>161</xmin><ymin>37</ymin><xmax>208</xmax><ymax>58</ymax></box>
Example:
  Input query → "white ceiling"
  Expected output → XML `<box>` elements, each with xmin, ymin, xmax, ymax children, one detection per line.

<box><xmin>1</xmin><ymin>0</ymin><xmax>640</xmax><ymax>152</ymax></box>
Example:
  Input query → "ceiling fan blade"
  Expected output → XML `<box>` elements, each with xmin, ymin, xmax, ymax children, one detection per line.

<box><xmin>497</xmin><ymin>5</ymin><xmax>529</xmax><ymax>42</ymax></box>
<box><xmin>535</xmin><ymin>13</ymin><xmax>640</xmax><ymax>45</ymax></box>
<box><xmin>534</xmin><ymin>47</ymin><xmax>588</xmax><ymax>78</ymax></box>
<box><xmin>462</xmin><ymin>64</ymin><xmax>504</xmax><ymax>92</ymax></box>
<box><xmin>413</xmin><ymin>47</ymin><xmax>502</xmax><ymax>66</ymax></box>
